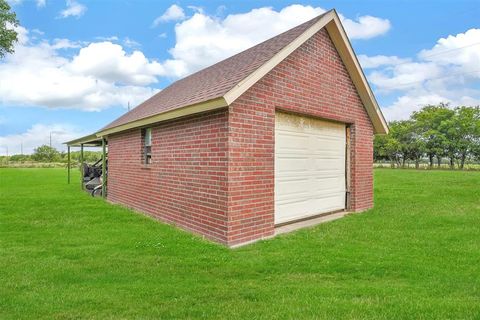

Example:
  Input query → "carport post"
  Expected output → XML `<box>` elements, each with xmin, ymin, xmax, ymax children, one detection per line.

<box><xmin>80</xmin><ymin>144</ymin><xmax>84</xmax><ymax>190</ymax></box>
<box><xmin>67</xmin><ymin>146</ymin><xmax>71</xmax><ymax>184</ymax></box>
<box><xmin>101</xmin><ymin>138</ymin><xmax>106</xmax><ymax>198</ymax></box>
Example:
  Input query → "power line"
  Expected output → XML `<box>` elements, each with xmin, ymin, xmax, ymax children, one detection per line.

<box><xmin>420</xmin><ymin>41</ymin><xmax>480</xmax><ymax>60</ymax></box>
<box><xmin>376</xmin><ymin>69</ymin><xmax>480</xmax><ymax>90</ymax></box>
<box><xmin>369</xmin><ymin>42</ymin><xmax>480</xmax><ymax>69</ymax></box>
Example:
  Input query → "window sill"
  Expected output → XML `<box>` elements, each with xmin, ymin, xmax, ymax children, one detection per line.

<box><xmin>141</xmin><ymin>165</ymin><xmax>152</xmax><ymax>170</ymax></box>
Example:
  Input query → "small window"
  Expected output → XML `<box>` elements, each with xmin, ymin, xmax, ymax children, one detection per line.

<box><xmin>142</xmin><ymin>128</ymin><xmax>152</xmax><ymax>164</ymax></box>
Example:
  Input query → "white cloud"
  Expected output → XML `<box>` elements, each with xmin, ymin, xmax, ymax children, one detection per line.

<box><xmin>0</xmin><ymin>26</ymin><xmax>160</xmax><ymax>111</ymax></box>
<box><xmin>358</xmin><ymin>54</ymin><xmax>410</xmax><ymax>69</ymax></box>
<box><xmin>59</xmin><ymin>0</ymin><xmax>87</xmax><ymax>19</ymax></box>
<box><xmin>0</xmin><ymin>124</ymin><xmax>87</xmax><ymax>155</ymax></box>
<box><xmin>7</xmin><ymin>23</ymin><xmax>29</xmax><ymax>45</ymax></box>
<box><xmin>369</xmin><ymin>62</ymin><xmax>443</xmax><ymax>91</ymax></box>
<box><xmin>95</xmin><ymin>35</ymin><xmax>119</xmax><ymax>42</ymax></box>
<box><xmin>1</xmin><ymin>5</ymin><xmax>391</xmax><ymax>113</ymax></box>
<box><xmin>366</xmin><ymin>28</ymin><xmax>480</xmax><ymax>120</ymax></box>
<box><xmin>68</xmin><ymin>42</ymin><xmax>162</xmax><ymax>86</ymax></box>
<box><xmin>383</xmin><ymin>90</ymin><xmax>480</xmax><ymax>121</ymax></box>
<box><xmin>158</xmin><ymin>4</ymin><xmax>391</xmax><ymax>78</ymax></box>
<box><xmin>31</xmin><ymin>28</ymin><xmax>45</xmax><ymax>36</ymax></box>
<box><xmin>152</xmin><ymin>4</ymin><xmax>186</xmax><ymax>26</ymax></box>
<box><xmin>383</xmin><ymin>92</ymin><xmax>449</xmax><ymax>120</ymax></box>
<box><xmin>123</xmin><ymin>37</ymin><xmax>141</xmax><ymax>48</ymax></box>
<box><xmin>51</xmin><ymin>38</ymin><xmax>82</xmax><ymax>49</ymax></box>
<box><xmin>419</xmin><ymin>29</ymin><xmax>480</xmax><ymax>66</ymax></box>
<box><xmin>93</xmin><ymin>36</ymin><xmax>140</xmax><ymax>48</ymax></box>
<box><xmin>340</xmin><ymin>15</ymin><xmax>391</xmax><ymax>40</ymax></box>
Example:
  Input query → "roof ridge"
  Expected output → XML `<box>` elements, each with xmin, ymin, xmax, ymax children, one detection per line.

<box><xmin>169</xmin><ymin>11</ymin><xmax>330</xmax><ymax>85</ymax></box>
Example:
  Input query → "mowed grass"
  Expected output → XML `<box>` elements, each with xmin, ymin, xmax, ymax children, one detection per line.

<box><xmin>1</xmin><ymin>168</ymin><xmax>480</xmax><ymax>319</ymax></box>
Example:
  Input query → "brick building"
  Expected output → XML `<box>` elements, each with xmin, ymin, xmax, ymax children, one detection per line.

<box><xmin>66</xmin><ymin>10</ymin><xmax>388</xmax><ymax>247</ymax></box>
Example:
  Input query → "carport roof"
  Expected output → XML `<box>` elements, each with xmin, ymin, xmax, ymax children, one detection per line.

<box><xmin>64</xmin><ymin>134</ymin><xmax>104</xmax><ymax>147</ymax></box>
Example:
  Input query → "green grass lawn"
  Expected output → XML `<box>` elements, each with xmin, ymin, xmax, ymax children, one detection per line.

<box><xmin>1</xmin><ymin>168</ymin><xmax>480</xmax><ymax>319</ymax></box>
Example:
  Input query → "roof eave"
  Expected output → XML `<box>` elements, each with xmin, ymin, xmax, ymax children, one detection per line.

<box><xmin>326</xmin><ymin>12</ymin><xmax>389</xmax><ymax>134</ymax></box>
<box><xmin>64</xmin><ymin>133</ymin><xmax>103</xmax><ymax>147</ymax></box>
<box><xmin>96</xmin><ymin>97</ymin><xmax>228</xmax><ymax>137</ymax></box>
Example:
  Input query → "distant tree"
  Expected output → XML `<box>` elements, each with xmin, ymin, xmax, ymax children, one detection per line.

<box><xmin>69</xmin><ymin>151</ymin><xmax>103</xmax><ymax>163</ymax></box>
<box><xmin>0</xmin><ymin>0</ymin><xmax>19</xmax><ymax>58</ymax></box>
<box><xmin>445</xmin><ymin>106</ymin><xmax>480</xmax><ymax>169</ymax></box>
<box><xmin>406</xmin><ymin>122</ymin><xmax>427</xmax><ymax>169</ymax></box>
<box><xmin>32</xmin><ymin>145</ymin><xmax>60</xmax><ymax>162</ymax></box>
<box><xmin>389</xmin><ymin>120</ymin><xmax>424</xmax><ymax>168</ymax></box>
<box><xmin>9</xmin><ymin>154</ymin><xmax>31</xmax><ymax>162</ymax></box>
<box><xmin>374</xmin><ymin>125</ymin><xmax>401</xmax><ymax>167</ymax></box>
<box><xmin>374</xmin><ymin>103</ymin><xmax>480</xmax><ymax>170</ymax></box>
<box><xmin>438</xmin><ymin>107</ymin><xmax>471</xmax><ymax>169</ymax></box>
<box><xmin>373</xmin><ymin>134</ymin><xmax>388</xmax><ymax>162</ymax></box>
<box><xmin>385</xmin><ymin>137</ymin><xmax>402</xmax><ymax>168</ymax></box>
<box><xmin>411</xmin><ymin>103</ymin><xmax>453</xmax><ymax>168</ymax></box>
<box><xmin>473</xmin><ymin>143</ymin><xmax>480</xmax><ymax>163</ymax></box>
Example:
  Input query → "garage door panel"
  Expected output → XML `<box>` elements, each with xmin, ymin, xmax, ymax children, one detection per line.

<box><xmin>275</xmin><ymin>194</ymin><xmax>345</xmax><ymax>223</ymax></box>
<box><xmin>275</xmin><ymin>112</ymin><xmax>346</xmax><ymax>224</ymax></box>
<box><xmin>276</xmin><ymin>133</ymin><xmax>309</xmax><ymax>150</ymax></box>
<box><xmin>276</xmin><ymin>171</ymin><xmax>344</xmax><ymax>196</ymax></box>
<box><xmin>277</xmin><ymin>157</ymin><xmax>344</xmax><ymax>173</ymax></box>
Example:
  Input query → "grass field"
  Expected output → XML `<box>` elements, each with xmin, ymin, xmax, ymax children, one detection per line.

<box><xmin>1</xmin><ymin>168</ymin><xmax>480</xmax><ymax>319</ymax></box>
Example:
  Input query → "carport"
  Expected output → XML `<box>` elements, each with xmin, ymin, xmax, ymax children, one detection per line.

<box><xmin>64</xmin><ymin>134</ymin><xmax>107</xmax><ymax>197</ymax></box>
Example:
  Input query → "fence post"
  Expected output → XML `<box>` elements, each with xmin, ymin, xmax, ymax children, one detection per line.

<box><xmin>80</xmin><ymin>144</ymin><xmax>84</xmax><ymax>190</ymax></box>
<box><xmin>102</xmin><ymin>138</ymin><xmax>107</xmax><ymax>198</ymax></box>
<box><xmin>67</xmin><ymin>146</ymin><xmax>71</xmax><ymax>184</ymax></box>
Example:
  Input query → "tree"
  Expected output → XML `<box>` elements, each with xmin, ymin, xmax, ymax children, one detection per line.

<box><xmin>445</xmin><ymin>106</ymin><xmax>480</xmax><ymax>169</ymax></box>
<box><xmin>472</xmin><ymin>143</ymin><xmax>480</xmax><ymax>163</ymax></box>
<box><xmin>9</xmin><ymin>154</ymin><xmax>31</xmax><ymax>162</ymax></box>
<box><xmin>374</xmin><ymin>134</ymin><xmax>397</xmax><ymax>166</ymax></box>
<box><xmin>374</xmin><ymin>103</ymin><xmax>480</xmax><ymax>170</ymax></box>
<box><xmin>374</xmin><ymin>125</ymin><xmax>402</xmax><ymax>167</ymax></box>
<box><xmin>411</xmin><ymin>103</ymin><xmax>453</xmax><ymax>168</ymax></box>
<box><xmin>389</xmin><ymin>120</ymin><xmax>424</xmax><ymax>168</ymax></box>
<box><xmin>0</xmin><ymin>0</ymin><xmax>19</xmax><ymax>58</ymax></box>
<box><xmin>32</xmin><ymin>145</ymin><xmax>60</xmax><ymax>162</ymax></box>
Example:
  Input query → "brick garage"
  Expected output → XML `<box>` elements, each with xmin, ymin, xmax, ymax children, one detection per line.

<box><xmin>67</xmin><ymin>10</ymin><xmax>388</xmax><ymax>247</ymax></box>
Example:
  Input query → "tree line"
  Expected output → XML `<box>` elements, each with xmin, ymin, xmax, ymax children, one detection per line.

<box><xmin>375</xmin><ymin>104</ymin><xmax>480</xmax><ymax>169</ymax></box>
<box><xmin>1</xmin><ymin>145</ymin><xmax>102</xmax><ymax>164</ymax></box>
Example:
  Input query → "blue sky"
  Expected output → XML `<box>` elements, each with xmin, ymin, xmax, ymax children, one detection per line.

<box><xmin>1</xmin><ymin>0</ymin><xmax>479</xmax><ymax>155</ymax></box>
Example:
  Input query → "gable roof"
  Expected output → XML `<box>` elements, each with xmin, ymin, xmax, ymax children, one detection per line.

<box><xmin>101</xmin><ymin>12</ymin><xmax>329</xmax><ymax>133</ymax></box>
<box><xmin>87</xmin><ymin>9</ymin><xmax>387</xmax><ymax>140</ymax></box>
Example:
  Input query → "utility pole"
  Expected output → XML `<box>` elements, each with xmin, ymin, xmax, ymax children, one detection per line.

<box><xmin>128</xmin><ymin>101</ymin><xmax>131</xmax><ymax>111</ymax></box>
<box><xmin>21</xmin><ymin>142</ymin><xmax>23</xmax><ymax>155</ymax></box>
<box><xmin>49</xmin><ymin>132</ymin><xmax>52</xmax><ymax>148</ymax></box>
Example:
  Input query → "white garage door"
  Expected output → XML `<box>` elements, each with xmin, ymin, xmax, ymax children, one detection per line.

<box><xmin>275</xmin><ymin>112</ymin><xmax>346</xmax><ymax>224</ymax></box>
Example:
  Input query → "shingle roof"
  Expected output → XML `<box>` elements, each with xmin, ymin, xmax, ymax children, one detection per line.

<box><xmin>102</xmin><ymin>12</ymin><xmax>329</xmax><ymax>131</ymax></box>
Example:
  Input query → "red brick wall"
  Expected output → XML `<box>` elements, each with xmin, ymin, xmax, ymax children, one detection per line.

<box><xmin>107</xmin><ymin>110</ymin><xmax>229</xmax><ymax>243</ymax></box>
<box><xmin>107</xmin><ymin>28</ymin><xmax>374</xmax><ymax>247</ymax></box>
<box><xmin>227</xmin><ymin>29</ymin><xmax>374</xmax><ymax>246</ymax></box>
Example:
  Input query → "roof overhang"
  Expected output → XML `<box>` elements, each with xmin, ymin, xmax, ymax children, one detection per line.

<box><xmin>326</xmin><ymin>12</ymin><xmax>389</xmax><ymax>134</ymax></box>
<box><xmin>64</xmin><ymin>134</ymin><xmax>104</xmax><ymax>147</ymax></box>
<box><xmin>96</xmin><ymin>97</ymin><xmax>228</xmax><ymax>137</ymax></box>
